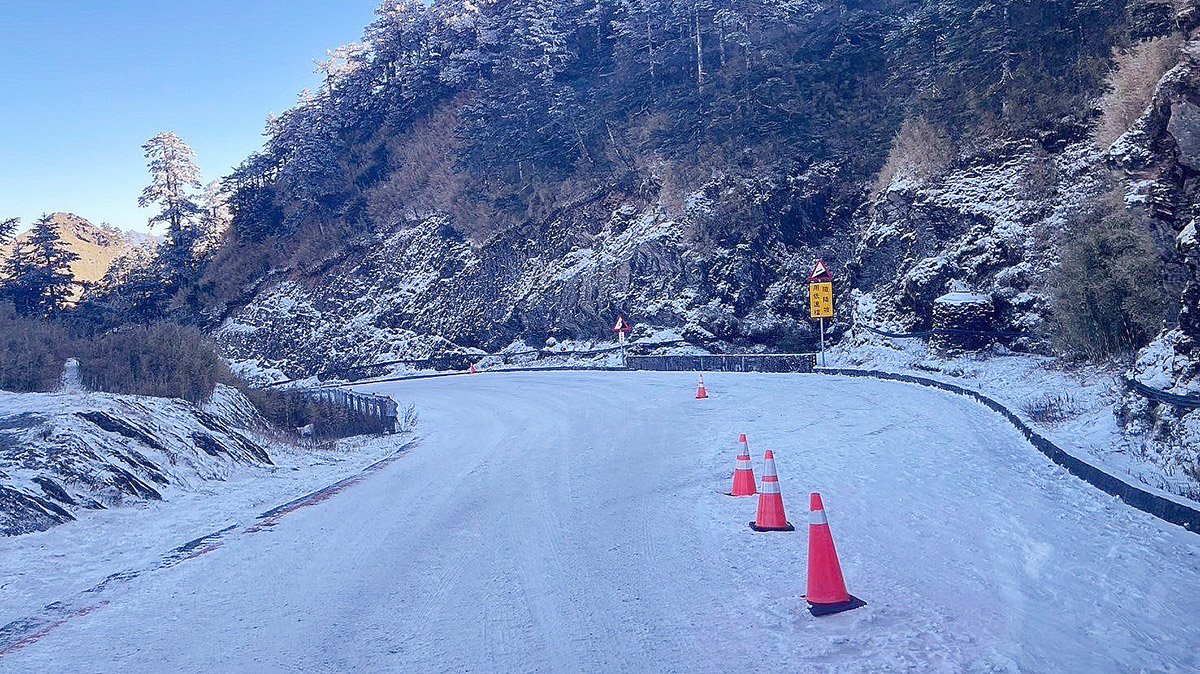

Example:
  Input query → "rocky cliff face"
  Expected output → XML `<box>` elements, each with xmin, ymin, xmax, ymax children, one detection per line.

<box><xmin>850</xmin><ymin>138</ymin><xmax>1106</xmax><ymax>346</ymax></box>
<box><xmin>207</xmin><ymin>0</ymin><xmax>1164</xmax><ymax>378</ymax></box>
<box><xmin>1117</xmin><ymin>39</ymin><xmax>1200</xmax><ymax>482</ymax></box>
<box><xmin>216</xmin><ymin>168</ymin><xmax>847</xmax><ymax>380</ymax></box>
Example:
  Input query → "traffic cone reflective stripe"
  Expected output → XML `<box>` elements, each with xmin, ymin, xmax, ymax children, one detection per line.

<box><xmin>696</xmin><ymin>375</ymin><xmax>709</xmax><ymax>399</ymax></box>
<box><xmin>469</xmin><ymin>363</ymin><xmax>477</xmax><ymax>374</ymax></box>
<box><xmin>728</xmin><ymin>435</ymin><xmax>756</xmax><ymax>497</ymax></box>
<box><xmin>805</xmin><ymin>492</ymin><xmax>865</xmax><ymax>616</ymax></box>
<box><xmin>749</xmin><ymin>450</ymin><xmax>793</xmax><ymax>531</ymax></box>
<box><xmin>763</xmin><ymin>451</ymin><xmax>777</xmax><ymax>477</ymax></box>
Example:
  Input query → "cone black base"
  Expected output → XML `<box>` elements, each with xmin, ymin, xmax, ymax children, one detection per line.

<box><xmin>748</xmin><ymin>521</ymin><xmax>795</xmax><ymax>532</ymax></box>
<box><xmin>725</xmin><ymin>492</ymin><xmax>756</xmax><ymax>497</ymax></box>
<box><xmin>806</xmin><ymin>595</ymin><xmax>866</xmax><ymax>617</ymax></box>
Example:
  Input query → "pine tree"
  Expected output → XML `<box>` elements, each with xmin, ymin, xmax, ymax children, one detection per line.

<box><xmin>266</xmin><ymin>93</ymin><xmax>345</xmax><ymax>230</ymax></box>
<box><xmin>0</xmin><ymin>217</ymin><xmax>17</xmax><ymax>246</ymax></box>
<box><xmin>1</xmin><ymin>214</ymin><xmax>80</xmax><ymax>317</ymax></box>
<box><xmin>199</xmin><ymin>180</ymin><xmax>232</xmax><ymax>252</ymax></box>
<box><xmin>139</xmin><ymin>132</ymin><xmax>203</xmax><ymax>273</ymax></box>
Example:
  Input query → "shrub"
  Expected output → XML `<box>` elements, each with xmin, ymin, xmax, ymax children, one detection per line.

<box><xmin>1049</xmin><ymin>190</ymin><xmax>1165</xmax><ymax>360</ymax></box>
<box><xmin>1093</xmin><ymin>34</ymin><xmax>1183</xmax><ymax>149</ymax></box>
<box><xmin>1021</xmin><ymin>392</ymin><xmax>1082</xmax><ymax>424</ymax></box>
<box><xmin>0</xmin><ymin>308</ymin><xmax>400</xmax><ymax>442</ymax></box>
<box><xmin>0</xmin><ymin>303</ymin><xmax>76</xmax><ymax>392</ymax></box>
<box><xmin>79</xmin><ymin>324</ymin><xmax>234</xmax><ymax>404</ymax></box>
<box><xmin>238</xmin><ymin>386</ymin><xmax>406</xmax><ymax>441</ymax></box>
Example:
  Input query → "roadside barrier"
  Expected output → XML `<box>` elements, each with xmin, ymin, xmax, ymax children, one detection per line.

<box><xmin>1126</xmin><ymin>378</ymin><xmax>1200</xmax><ymax>410</ymax></box>
<box><xmin>270</xmin><ymin>345</ymin><xmax>636</xmax><ymax>386</ymax></box>
<box><xmin>269</xmin><ymin>348</ymin><xmax>819</xmax><ymax>387</ymax></box>
<box><xmin>818</xmin><ymin>367</ymin><xmax>1200</xmax><ymax>535</ymax></box>
<box><xmin>304</xmin><ymin>388</ymin><xmax>401</xmax><ymax>437</ymax></box>
<box><xmin>627</xmin><ymin>353</ymin><xmax>817</xmax><ymax>372</ymax></box>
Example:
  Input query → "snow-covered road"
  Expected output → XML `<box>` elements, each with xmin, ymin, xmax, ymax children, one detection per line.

<box><xmin>3</xmin><ymin>372</ymin><xmax>1199</xmax><ymax>672</ymax></box>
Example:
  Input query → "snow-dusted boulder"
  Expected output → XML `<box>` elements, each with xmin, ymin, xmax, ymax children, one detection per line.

<box><xmin>932</xmin><ymin>290</ymin><xmax>995</xmax><ymax>352</ymax></box>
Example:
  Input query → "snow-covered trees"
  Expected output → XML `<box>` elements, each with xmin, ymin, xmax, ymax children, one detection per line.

<box><xmin>199</xmin><ymin>180</ymin><xmax>232</xmax><ymax>251</ymax></box>
<box><xmin>210</xmin><ymin>0</ymin><xmax>1152</xmax><ymax>252</ymax></box>
<box><xmin>139</xmin><ymin>132</ymin><xmax>204</xmax><ymax>272</ymax></box>
<box><xmin>265</xmin><ymin>94</ymin><xmax>347</xmax><ymax>230</ymax></box>
<box><xmin>1</xmin><ymin>215</ymin><xmax>80</xmax><ymax>317</ymax></box>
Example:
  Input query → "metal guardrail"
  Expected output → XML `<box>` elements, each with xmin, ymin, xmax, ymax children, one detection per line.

<box><xmin>626</xmin><ymin>353</ymin><xmax>817</xmax><ymax>373</ymax></box>
<box><xmin>271</xmin><ymin>345</ymin><xmax>642</xmax><ymax>387</ymax></box>
<box><xmin>304</xmin><ymin>388</ymin><xmax>401</xmax><ymax>436</ymax></box>
<box><xmin>1126</xmin><ymin>378</ymin><xmax>1200</xmax><ymax>409</ymax></box>
<box><xmin>819</xmin><ymin>367</ymin><xmax>1200</xmax><ymax>535</ymax></box>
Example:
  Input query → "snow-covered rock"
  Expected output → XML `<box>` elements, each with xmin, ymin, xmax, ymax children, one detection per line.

<box><xmin>215</xmin><ymin>171</ymin><xmax>848</xmax><ymax>379</ymax></box>
<box><xmin>931</xmin><ymin>290</ymin><xmax>995</xmax><ymax>352</ymax></box>
<box><xmin>0</xmin><ymin>390</ymin><xmax>271</xmax><ymax>536</ymax></box>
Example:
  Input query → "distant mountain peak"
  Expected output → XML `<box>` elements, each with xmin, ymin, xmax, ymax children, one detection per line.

<box><xmin>1</xmin><ymin>213</ymin><xmax>158</xmax><ymax>294</ymax></box>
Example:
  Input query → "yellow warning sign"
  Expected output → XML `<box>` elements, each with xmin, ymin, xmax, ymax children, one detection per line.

<box><xmin>810</xmin><ymin>282</ymin><xmax>833</xmax><ymax>319</ymax></box>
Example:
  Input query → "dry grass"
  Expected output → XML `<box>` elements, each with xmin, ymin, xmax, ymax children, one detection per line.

<box><xmin>1093</xmin><ymin>34</ymin><xmax>1184</xmax><ymax>150</ymax></box>
<box><xmin>0</xmin><ymin>305</ymin><xmax>76</xmax><ymax>392</ymax></box>
<box><xmin>872</xmin><ymin>116</ymin><xmax>956</xmax><ymax>195</ymax></box>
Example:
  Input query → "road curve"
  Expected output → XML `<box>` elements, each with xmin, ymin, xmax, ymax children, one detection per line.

<box><xmin>3</xmin><ymin>372</ymin><xmax>1198</xmax><ymax>672</ymax></box>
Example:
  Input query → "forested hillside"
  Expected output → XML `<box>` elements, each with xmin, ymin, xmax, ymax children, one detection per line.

<box><xmin>216</xmin><ymin>0</ymin><xmax>1148</xmax><ymax>254</ymax></box>
<box><xmin>0</xmin><ymin>213</ymin><xmax>154</xmax><ymax>302</ymax></box>
<box><xmin>194</xmin><ymin>0</ymin><xmax>1200</xmax><ymax>474</ymax></box>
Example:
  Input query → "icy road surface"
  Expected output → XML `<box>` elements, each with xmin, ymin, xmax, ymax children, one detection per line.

<box><xmin>3</xmin><ymin>372</ymin><xmax>1199</xmax><ymax>672</ymax></box>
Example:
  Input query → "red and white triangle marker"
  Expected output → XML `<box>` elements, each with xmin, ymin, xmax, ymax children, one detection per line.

<box><xmin>809</xmin><ymin>259</ymin><xmax>833</xmax><ymax>282</ymax></box>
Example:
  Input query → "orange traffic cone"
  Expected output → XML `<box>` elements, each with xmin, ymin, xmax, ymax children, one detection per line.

<box><xmin>805</xmin><ymin>493</ymin><xmax>866</xmax><ymax>616</ymax></box>
<box><xmin>749</xmin><ymin>450</ymin><xmax>793</xmax><ymax>531</ymax></box>
<box><xmin>469</xmin><ymin>363</ymin><xmax>477</xmax><ymax>374</ymax></box>
<box><xmin>696</xmin><ymin>374</ymin><xmax>709</xmax><ymax>399</ymax></box>
<box><xmin>727</xmin><ymin>434</ymin><xmax>756</xmax><ymax>497</ymax></box>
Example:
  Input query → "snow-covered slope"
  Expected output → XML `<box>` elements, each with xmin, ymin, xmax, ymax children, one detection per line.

<box><xmin>0</xmin><ymin>386</ymin><xmax>271</xmax><ymax>536</ymax></box>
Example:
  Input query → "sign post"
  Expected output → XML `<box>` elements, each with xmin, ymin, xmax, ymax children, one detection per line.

<box><xmin>613</xmin><ymin>316</ymin><xmax>632</xmax><ymax>366</ymax></box>
<box><xmin>808</xmin><ymin>260</ymin><xmax>834</xmax><ymax>367</ymax></box>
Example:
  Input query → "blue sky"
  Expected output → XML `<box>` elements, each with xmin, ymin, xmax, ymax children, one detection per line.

<box><xmin>0</xmin><ymin>1</ymin><xmax>379</xmax><ymax>232</ymax></box>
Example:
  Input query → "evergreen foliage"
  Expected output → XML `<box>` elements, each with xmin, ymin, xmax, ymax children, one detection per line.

<box><xmin>0</xmin><ymin>217</ymin><xmax>16</xmax><ymax>246</ymax></box>
<box><xmin>1</xmin><ymin>214</ymin><xmax>80</xmax><ymax>317</ymax></box>
<box><xmin>139</xmin><ymin>132</ymin><xmax>204</xmax><ymax>276</ymax></box>
<box><xmin>213</xmin><ymin>0</ymin><xmax>1151</xmax><ymax>262</ymax></box>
